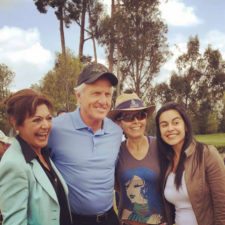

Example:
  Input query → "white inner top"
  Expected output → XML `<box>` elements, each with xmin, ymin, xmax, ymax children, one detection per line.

<box><xmin>164</xmin><ymin>172</ymin><xmax>198</xmax><ymax>225</ymax></box>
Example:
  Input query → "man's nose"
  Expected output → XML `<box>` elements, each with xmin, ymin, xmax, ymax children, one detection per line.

<box><xmin>98</xmin><ymin>94</ymin><xmax>107</xmax><ymax>104</ymax></box>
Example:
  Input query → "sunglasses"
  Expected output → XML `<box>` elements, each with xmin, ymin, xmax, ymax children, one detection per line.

<box><xmin>117</xmin><ymin>111</ymin><xmax>147</xmax><ymax>122</ymax></box>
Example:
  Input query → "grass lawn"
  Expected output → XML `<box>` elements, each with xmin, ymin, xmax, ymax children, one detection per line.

<box><xmin>195</xmin><ymin>133</ymin><xmax>225</xmax><ymax>147</ymax></box>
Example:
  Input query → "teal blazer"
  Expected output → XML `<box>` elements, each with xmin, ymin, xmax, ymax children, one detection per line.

<box><xmin>0</xmin><ymin>138</ymin><xmax>71</xmax><ymax>225</ymax></box>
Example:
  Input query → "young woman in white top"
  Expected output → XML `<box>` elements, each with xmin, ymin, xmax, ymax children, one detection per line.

<box><xmin>155</xmin><ymin>102</ymin><xmax>225</xmax><ymax>225</ymax></box>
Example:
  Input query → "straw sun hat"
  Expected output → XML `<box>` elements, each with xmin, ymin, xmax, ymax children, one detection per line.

<box><xmin>108</xmin><ymin>92</ymin><xmax>155</xmax><ymax>121</ymax></box>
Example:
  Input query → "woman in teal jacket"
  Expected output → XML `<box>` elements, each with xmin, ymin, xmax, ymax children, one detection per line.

<box><xmin>0</xmin><ymin>89</ymin><xmax>72</xmax><ymax>225</ymax></box>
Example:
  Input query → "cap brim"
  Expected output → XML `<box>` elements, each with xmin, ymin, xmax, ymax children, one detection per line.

<box><xmin>108</xmin><ymin>105</ymin><xmax>155</xmax><ymax>121</ymax></box>
<box><xmin>85</xmin><ymin>72</ymin><xmax>118</xmax><ymax>86</ymax></box>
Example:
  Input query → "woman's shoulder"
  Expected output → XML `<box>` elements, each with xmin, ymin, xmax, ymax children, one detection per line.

<box><xmin>203</xmin><ymin>144</ymin><xmax>224</xmax><ymax>163</ymax></box>
<box><xmin>0</xmin><ymin>138</ymin><xmax>27</xmax><ymax>169</ymax></box>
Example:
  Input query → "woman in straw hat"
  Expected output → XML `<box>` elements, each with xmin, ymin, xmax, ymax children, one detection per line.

<box><xmin>108</xmin><ymin>93</ymin><xmax>166</xmax><ymax>225</ymax></box>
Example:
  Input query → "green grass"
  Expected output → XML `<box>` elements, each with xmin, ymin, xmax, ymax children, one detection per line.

<box><xmin>195</xmin><ymin>133</ymin><xmax>225</xmax><ymax>147</ymax></box>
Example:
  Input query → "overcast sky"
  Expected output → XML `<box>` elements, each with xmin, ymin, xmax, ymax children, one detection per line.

<box><xmin>0</xmin><ymin>0</ymin><xmax>225</xmax><ymax>90</ymax></box>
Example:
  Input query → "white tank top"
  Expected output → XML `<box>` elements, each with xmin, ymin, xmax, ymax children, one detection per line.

<box><xmin>164</xmin><ymin>172</ymin><xmax>198</xmax><ymax>225</ymax></box>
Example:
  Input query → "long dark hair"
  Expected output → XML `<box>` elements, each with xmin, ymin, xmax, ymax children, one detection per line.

<box><xmin>155</xmin><ymin>102</ymin><xmax>203</xmax><ymax>189</ymax></box>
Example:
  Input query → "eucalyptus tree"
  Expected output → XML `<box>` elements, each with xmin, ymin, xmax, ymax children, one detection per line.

<box><xmin>34</xmin><ymin>0</ymin><xmax>69</xmax><ymax>58</ymax></box>
<box><xmin>96</xmin><ymin>0</ymin><xmax>169</xmax><ymax>97</ymax></box>
<box><xmin>0</xmin><ymin>64</ymin><xmax>14</xmax><ymax>132</ymax></box>
<box><xmin>39</xmin><ymin>50</ymin><xmax>82</xmax><ymax>112</ymax></box>
<box><xmin>65</xmin><ymin>0</ymin><xmax>104</xmax><ymax>61</ymax></box>
<box><xmin>154</xmin><ymin>36</ymin><xmax>225</xmax><ymax>133</ymax></box>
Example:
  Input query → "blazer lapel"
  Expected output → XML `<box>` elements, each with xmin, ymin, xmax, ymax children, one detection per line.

<box><xmin>31</xmin><ymin>160</ymin><xmax>58</xmax><ymax>203</ymax></box>
<box><xmin>50</xmin><ymin>160</ymin><xmax>68</xmax><ymax>194</ymax></box>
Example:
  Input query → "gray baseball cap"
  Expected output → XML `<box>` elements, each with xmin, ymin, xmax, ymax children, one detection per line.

<box><xmin>77</xmin><ymin>63</ymin><xmax>118</xmax><ymax>86</ymax></box>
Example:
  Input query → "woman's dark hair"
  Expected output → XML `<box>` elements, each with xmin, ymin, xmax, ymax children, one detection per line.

<box><xmin>5</xmin><ymin>88</ymin><xmax>53</xmax><ymax>126</ymax></box>
<box><xmin>155</xmin><ymin>102</ymin><xmax>203</xmax><ymax>190</ymax></box>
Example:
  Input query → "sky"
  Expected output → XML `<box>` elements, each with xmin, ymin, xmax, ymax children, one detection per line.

<box><xmin>0</xmin><ymin>0</ymin><xmax>225</xmax><ymax>90</ymax></box>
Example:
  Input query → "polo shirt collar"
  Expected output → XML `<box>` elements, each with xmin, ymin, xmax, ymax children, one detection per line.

<box><xmin>73</xmin><ymin>108</ymin><xmax>111</xmax><ymax>134</ymax></box>
<box><xmin>16</xmin><ymin>135</ymin><xmax>50</xmax><ymax>163</ymax></box>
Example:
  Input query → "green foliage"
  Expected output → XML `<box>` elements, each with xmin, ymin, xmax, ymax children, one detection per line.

<box><xmin>154</xmin><ymin>36</ymin><xmax>225</xmax><ymax>134</ymax></box>
<box><xmin>34</xmin><ymin>0</ymin><xmax>68</xmax><ymax>56</ymax></box>
<box><xmin>205</xmin><ymin>112</ymin><xmax>219</xmax><ymax>134</ymax></box>
<box><xmin>34</xmin><ymin>0</ymin><xmax>66</xmax><ymax>19</ymax></box>
<box><xmin>195</xmin><ymin>133</ymin><xmax>225</xmax><ymax>148</ymax></box>
<box><xmin>0</xmin><ymin>64</ymin><xmax>14</xmax><ymax>99</ymax></box>
<box><xmin>218</xmin><ymin>93</ymin><xmax>225</xmax><ymax>132</ymax></box>
<box><xmin>195</xmin><ymin>133</ymin><xmax>225</xmax><ymax>154</ymax></box>
<box><xmin>39</xmin><ymin>50</ymin><xmax>82</xmax><ymax>113</ymax></box>
<box><xmin>96</xmin><ymin>0</ymin><xmax>169</xmax><ymax>97</ymax></box>
<box><xmin>146</xmin><ymin>113</ymin><xmax>156</xmax><ymax>136</ymax></box>
<box><xmin>0</xmin><ymin>63</ymin><xmax>14</xmax><ymax>133</ymax></box>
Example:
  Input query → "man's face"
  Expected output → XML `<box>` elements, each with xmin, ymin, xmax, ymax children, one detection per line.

<box><xmin>76</xmin><ymin>78</ymin><xmax>113</xmax><ymax>126</ymax></box>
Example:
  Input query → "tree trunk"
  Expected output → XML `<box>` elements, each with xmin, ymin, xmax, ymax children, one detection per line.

<box><xmin>92</xmin><ymin>35</ymin><xmax>97</xmax><ymax>63</ymax></box>
<box><xmin>79</xmin><ymin>0</ymin><xmax>87</xmax><ymax>61</ymax></box>
<box><xmin>108</xmin><ymin>0</ymin><xmax>115</xmax><ymax>72</ymax></box>
<box><xmin>88</xmin><ymin>5</ymin><xmax>97</xmax><ymax>62</ymax></box>
<box><xmin>116</xmin><ymin>51</ymin><xmax>121</xmax><ymax>97</ymax></box>
<box><xmin>59</xmin><ymin>6</ymin><xmax>66</xmax><ymax>59</ymax></box>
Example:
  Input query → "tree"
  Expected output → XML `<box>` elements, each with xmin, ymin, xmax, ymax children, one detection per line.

<box><xmin>95</xmin><ymin>0</ymin><xmax>117</xmax><ymax>71</ymax></box>
<box><xmin>153</xmin><ymin>82</ymin><xmax>174</xmax><ymax>104</ymax></box>
<box><xmin>0</xmin><ymin>64</ymin><xmax>15</xmax><ymax>133</ymax></box>
<box><xmin>39</xmin><ymin>50</ymin><xmax>82</xmax><ymax>112</ymax></box>
<box><xmin>34</xmin><ymin>0</ymin><xmax>68</xmax><ymax>58</ymax></box>
<box><xmin>96</xmin><ymin>0</ymin><xmax>169</xmax><ymax>97</ymax></box>
<box><xmin>65</xmin><ymin>0</ymin><xmax>104</xmax><ymax>61</ymax></box>
<box><xmin>219</xmin><ymin>93</ymin><xmax>225</xmax><ymax>132</ymax></box>
<box><xmin>154</xmin><ymin>36</ymin><xmax>225</xmax><ymax>134</ymax></box>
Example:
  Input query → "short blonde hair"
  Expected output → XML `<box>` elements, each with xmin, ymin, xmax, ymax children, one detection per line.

<box><xmin>74</xmin><ymin>83</ymin><xmax>86</xmax><ymax>95</ymax></box>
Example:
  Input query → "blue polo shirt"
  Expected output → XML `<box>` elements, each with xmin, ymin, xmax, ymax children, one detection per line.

<box><xmin>48</xmin><ymin>108</ymin><xmax>123</xmax><ymax>215</ymax></box>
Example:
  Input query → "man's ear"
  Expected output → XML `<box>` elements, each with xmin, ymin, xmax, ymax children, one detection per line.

<box><xmin>75</xmin><ymin>91</ymin><xmax>81</xmax><ymax>104</ymax></box>
<box><xmin>75</xmin><ymin>91</ymin><xmax>79</xmax><ymax>98</ymax></box>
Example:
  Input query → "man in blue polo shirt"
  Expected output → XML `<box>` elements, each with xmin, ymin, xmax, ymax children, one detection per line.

<box><xmin>48</xmin><ymin>63</ymin><xmax>123</xmax><ymax>225</ymax></box>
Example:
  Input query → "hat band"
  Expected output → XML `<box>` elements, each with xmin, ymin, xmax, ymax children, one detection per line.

<box><xmin>116</xmin><ymin>99</ymin><xmax>144</xmax><ymax>110</ymax></box>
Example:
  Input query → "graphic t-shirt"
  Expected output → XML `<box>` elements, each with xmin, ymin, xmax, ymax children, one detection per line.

<box><xmin>115</xmin><ymin>136</ymin><xmax>164</xmax><ymax>224</ymax></box>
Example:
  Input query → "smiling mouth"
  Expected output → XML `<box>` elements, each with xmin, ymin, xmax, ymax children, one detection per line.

<box><xmin>131</xmin><ymin>126</ymin><xmax>142</xmax><ymax>130</ymax></box>
<box><xmin>129</xmin><ymin>195</ymin><xmax>135</xmax><ymax>199</ymax></box>
<box><xmin>36</xmin><ymin>133</ymin><xmax>49</xmax><ymax>140</ymax></box>
<box><xmin>167</xmin><ymin>134</ymin><xmax>178</xmax><ymax>138</ymax></box>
